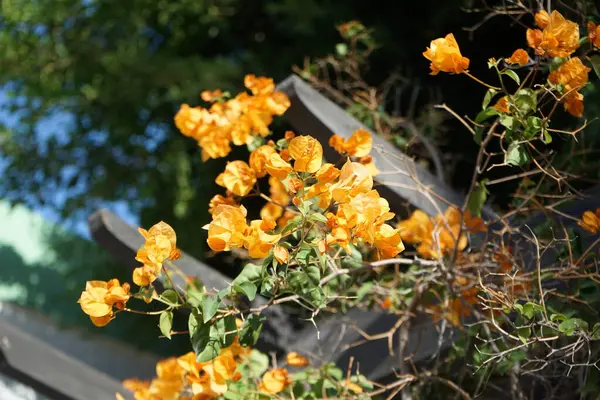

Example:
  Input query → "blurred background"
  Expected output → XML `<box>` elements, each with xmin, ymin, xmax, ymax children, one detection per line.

<box><xmin>0</xmin><ymin>0</ymin><xmax>597</xmax><ymax>361</ymax></box>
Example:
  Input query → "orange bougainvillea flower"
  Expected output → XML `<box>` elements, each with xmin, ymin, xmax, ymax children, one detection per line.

<box><xmin>216</xmin><ymin>161</ymin><xmax>257</xmax><ymax>197</ymax></box>
<box><xmin>124</xmin><ymin>357</ymin><xmax>186</xmax><ymax>400</ymax></box>
<box><xmin>548</xmin><ymin>57</ymin><xmax>590</xmax><ymax>118</ymax></box>
<box><xmin>526</xmin><ymin>10</ymin><xmax>579</xmax><ymax>57</ymax></box>
<box><xmin>506</xmin><ymin>49</ymin><xmax>529</xmax><ymax>66</ymax></box>
<box><xmin>274</xmin><ymin>246</ymin><xmax>289</xmax><ymax>264</ymax></box>
<box><xmin>286</xmin><ymin>352</ymin><xmax>309</xmax><ymax>367</ymax></box>
<box><xmin>564</xmin><ymin>91</ymin><xmax>584</xmax><ymax>118</ymax></box>
<box><xmin>578</xmin><ymin>209</ymin><xmax>600</xmax><ymax>233</ymax></box>
<box><xmin>588</xmin><ymin>22</ymin><xmax>600</xmax><ymax>48</ymax></box>
<box><xmin>374</xmin><ymin>223</ymin><xmax>405</xmax><ymax>259</ymax></box>
<box><xmin>245</xmin><ymin>220</ymin><xmax>282</xmax><ymax>258</ymax></box>
<box><xmin>133</xmin><ymin>222</ymin><xmax>179</xmax><ymax>287</ymax></box>
<box><xmin>492</xmin><ymin>96</ymin><xmax>510</xmax><ymax>113</ymax></box>
<box><xmin>548</xmin><ymin>57</ymin><xmax>590</xmax><ymax>93</ymax></box>
<box><xmin>535</xmin><ymin>10</ymin><xmax>550</xmax><ymax>29</ymax></box>
<box><xmin>265</xmin><ymin>153</ymin><xmax>293</xmax><ymax>180</ymax></box>
<box><xmin>175</xmin><ymin>75</ymin><xmax>290</xmax><ymax>161</ymax></box>
<box><xmin>260</xmin><ymin>369</ymin><xmax>291</xmax><ymax>394</ymax></box>
<box><xmin>344</xmin><ymin>380</ymin><xmax>364</xmax><ymax>394</ymax></box>
<box><xmin>78</xmin><ymin>279</ymin><xmax>130</xmax><ymax>327</ymax></box>
<box><xmin>288</xmin><ymin>135</ymin><xmax>323</xmax><ymax>173</ymax></box>
<box><xmin>249</xmin><ymin>145</ymin><xmax>277</xmax><ymax>178</ymax></box>
<box><xmin>208</xmin><ymin>194</ymin><xmax>237</xmax><ymax>215</ymax></box>
<box><xmin>204</xmin><ymin>205</ymin><xmax>249</xmax><ymax>252</ymax></box>
<box><xmin>423</xmin><ymin>33</ymin><xmax>470</xmax><ymax>75</ymax></box>
<box><xmin>329</xmin><ymin>129</ymin><xmax>373</xmax><ymax>157</ymax></box>
<box><xmin>331</xmin><ymin>160</ymin><xmax>374</xmax><ymax>203</ymax></box>
<box><xmin>201</xmin><ymin>89</ymin><xmax>224</xmax><ymax>103</ymax></box>
<box><xmin>316</xmin><ymin>163</ymin><xmax>341</xmax><ymax>183</ymax></box>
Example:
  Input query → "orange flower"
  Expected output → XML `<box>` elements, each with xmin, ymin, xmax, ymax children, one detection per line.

<box><xmin>578</xmin><ymin>209</ymin><xmax>600</xmax><ymax>233</ymax></box>
<box><xmin>201</xmin><ymin>89</ymin><xmax>223</xmax><ymax>102</ymax></box>
<box><xmin>588</xmin><ymin>22</ymin><xmax>600</xmax><ymax>48</ymax></box>
<box><xmin>277</xmin><ymin>210</ymin><xmax>296</xmax><ymax>229</ymax></box>
<box><xmin>286</xmin><ymin>352</ymin><xmax>309</xmax><ymax>367</ymax></box>
<box><xmin>249</xmin><ymin>145</ymin><xmax>277</xmax><ymax>178</ymax></box>
<box><xmin>204</xmin><ymin>205</ymin><xmax>249</xmax><ymax>252</ymax></box>
<box><xmin>265</xmin><ymin>153</ymin><xmax>293</xmax><ymax>180</ymax></box>
<box><xmin>374</xmin><ymin>223</ymin><xmax>405</xmax><ymax>259</ymax></box>
<box><xmin>380</xmin><ymin>297</ymin><xmax>392</xmax><ymax>309</ymax></box>
<box><xmin>245</xmin><ymin>220</ymin><xmax>281</xmax><ymax>258</ymax></box>
<box><xmin>506</xmin><ymin>49</ymin><xmax>529</xmax><ymax>66</ymax></box>
<box><xmin>464</xmin><ymin>211</ymin><xmax>487</xmax><ymax>233</ymax></box>
<box><xmin>526</xmin><ymin>10</ymin><xmax>579</xmax><ymax>57</ymax></box>
<box><xmin>208</xmin><ymin>194</ymin><xmax>237</xmax><ymax>215</ymax></box>
<box><xmin>284</xmin><ymin>130</ymin><xmax>296</xmax><ymax>141</ymax></box>
<box><xmin>261</xmin><ymin>202</ymin><xmax>283</xmax><ymax>221</ymax></box>
<box><xmin>217</xmin><ymin>161</ymin><xmax>257</xmax><ymax>197</ymax></box>
<box><xmin>134</xmin><ymin>222</ymin><xmax>179</xmax><ymax>287</ymax></box>
<box><xmin>397</xmin><ymin>210</ymin><xmax>434</xmax><ymax>244</ymax></box>
<box><xmin>274</xmin><ymin>246</ymin><xmax>289</xmax><ymax>264</ymax></box>
<box><xmin>288</xmin><ymin>135</ymin><xmax>323</xmax><ymax>173</ymax></box>
<box><xmin>492</xmin><ymin>96</ymin><xmax>510</xmax><ymax>113</ymax></box>
<box><xmin>316</xmin><ymin>163</ymin><xmax>341</xmax><ymax>183</ymax></box>
<box><xmin>244</xmin><ymin>74</ymin><xmax>275</xmax><ymax>96</ymax></box>
<box><xmin>287</xmin><ymin>177</ymin><xmax>304</xmax><ymax>194</ymax></box>
<box><xmin>78</xmin><ymin>279</ymin><xmax>130</xmax><ymax>327</ymax></box>
<box><xmin>260</xmin><ymin>369</ymin><xmax>291</xmax><ymax>394</ymax></box>
<box><xmin>423</xmin><ymin>33</ymin><xmax>470</xmax><ymax>75</ymax></box>
<box><xmin>328</xmin><ymin>130</ymin><xmax>373</xmax><ymax>158</ymax></box>
<box><xmin>328</xmin><ymin>134</ymin><xmax>346</xmax><ymax>154</ymax></box>
<box><xmin>535</xmin><ymin>10</ymin><xmax>550</xmax><ymax>29</ymax></box>
<box><xmin>331</xmin><ymin>160</ymin><xmax>374</xmax><ymax>203</ymax></box>
<box><xmin>548</xmin><ymin>57</ymin><xmax>590</xmax><ymax>93</ymax></box>
<box><xmin>564</xmin><ymin>91</ymin><xmax>584</xmax><ymax>118</ymax></box>
<box><xmin>175</xmin><ymin>76</ymin><xmax>290</xmax><ymax>160</ymax></box>
<box><xmin>548</xmin><ymin>57</ymin><xmax>590</xmax><ymax>117</ymax></box>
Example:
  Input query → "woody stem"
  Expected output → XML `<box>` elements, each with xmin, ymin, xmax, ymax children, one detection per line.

<box><xmin>463</xmin><ymin>71</ymin><xmax>501</xmax><ymax>91</ymax></box>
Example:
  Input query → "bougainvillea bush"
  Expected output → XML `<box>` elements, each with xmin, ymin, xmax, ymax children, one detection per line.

<box><xmin>80</xmin><ymin>3</ymin><xmax>600</xmax><ymax>399</ymax></box>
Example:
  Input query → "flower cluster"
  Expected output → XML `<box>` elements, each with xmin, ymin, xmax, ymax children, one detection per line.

<box><xmin>134</xmin><ymin>221</ymin><xmax>181</xmax><ymax>287</ymax></box>
<box><xmin>78</xmin><ymin>279</ymin><xmax>130</xmax><ymax>326</ymax></box>
<box><xmin>174</xmin><ymin>75</ymin><xmax>290</xmax><ymax>160</ymax></box>
<box><xmin>123</xmin><ymin>337</ymin><xmax>249</xmax><ymax>400</ymax></box>
<box><xmin>578</xmin><ymin>209</ymin><xmax>600</xmax><ymax>234</ymax></box>
<box><xmin>397</xmin><ymin>207</ymin><xmax>485</xmax><ymax>259</ymax></box>
<box><xmin>204</xmin><ymin>129</ymin><xmax>406</xmax><ymax>260</ymax></box>
<box><xmin>424</xmin><ymin>10</ymin><xmax>593</xmax><ymax>118</ymax></box>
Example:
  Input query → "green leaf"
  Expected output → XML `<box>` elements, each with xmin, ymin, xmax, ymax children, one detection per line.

<box><xmin>216</xmin><ymin>315</ymin><xmax>238</xmax><ymax>347</ymax></box>
<box><xmin>188</xmin><ymin>310</ymin><xmax>201</xmax><ymax>337</ymax></box>
<box><xmin>192</xmin><ymin>326</ymin><xmax>221</xmax><ymax>362</ymax></box>
<box><xmin>550</xmin><ymin>313</ymin><xmax>567</xmax><ymax>323</ymax></box>
<box><xmin>550</xmin><ymin>57</ymin><xmax>567</xmax><ymax>72</ymax></box>
<box><xmin>523</xmin><ymin>116</ymin><xmax>543</xmax><ymax>140</ymax></box>
<box><xmin>513</xmin><ymin>302</ymin><xmax>523</xmax><ymax>314</ymax></box>
<box><xmin>159</xmin><ymin>311</ymin><xmax>173</xmax><ymax>340</ymax></box>
<box><xmin>341</xmin><ymin>244</ymin><xmax>363</xmax><ymax>269</ymax></box>
<box><xmin>514</xmin><ymin>89</ymin><xmax>537</xmax><ymax>115</ymax></box>
<box><xmin>487</xmin><ymin>58</ymin><xmax>501</xmax><ymax>69</ymax></box>
<box><xmin>503</xmin><ymin>69</ymin><xmax>520</xmax><ymax>85</ymax></box>
<box><xmin>161</xmin><ymin>289</ymin><xmax>179</xmax><ymax>306</ymax></box>
<box><xmin>239</xmin><ymin>314</ymin><xmax>266</xmax><ymax>347</ymax></box>
<box><xmin>356</xmin><ymin>282</ymin><xmax>374</xmax><ymax>302</ymax></box>
<box><xmin>482</xmin><ymin>89</ymin><xmax>498</xmax><ymax>110</ymax></box>
<box><xmin>558</xmin><ymin>318</ymin><xmax>589</xmax><ymax>336</ymax></box>
<box><xmin>591</xmin><ymin>323</ymin><xmax>600</xmax><ymax>340</ymax></box>
<box><xmin>542</xmin><ymin>130</ymin><xmax>552</xmax><ymax>144</ymax></box>
<box><xmin>309</xmin><ymin>212</ymin><xmax>328</xmax><ymax>223</ymax></box>
<box><xmin>589</xmin><ymin>54</ymin><xmax>600</xmax><ymax>80</ymax></box>
<box><xmin>517</xmin><ymin>327</ymin><xmax>531</xmax><ymax>344</ymax></box>
<box><xmin>282</xmin><ymin>217</ymin><xmax>302</xmax><ymax>235</ymax></box>
<box><xmin>186</xmin><ymin>286</ymin><xmax>204</xmax><ymax>308</ymax></box>
<box><xmin>247</xmin><ymin>350</ymin><xmax>270</xmax><ymax>376</ymax></box>
<box><xmin>202</xmin><ymin>295</ymin><xmax>221</xmax><ymax>323</ymax></box>
<box><xmin>522</xmin><ymin>302</ymin><xmax>544</xmax><ymax>319</ymax></box>
<box><xmin>506</xmin><ymin>142</ymin><xmax>529</xmax><ymax>166</ymax></box>
<box><xmin>499</xmin><ymin>115</ymin><xmax>516</xmax><ymax>130</ymax></box>
<box><xmin>467</xmin><ymin>180</ymin><xmax>488</xmax><ymax>217</ymax></box>
<box><xmin>233</xmin><ymin>281</ymin><xmax>257</xmax><ymax>301</ymax></box>
<box><xmin>475</xmin><ymin>107</ymin><xmax>500</xmax><ymax>124</ymax></box>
